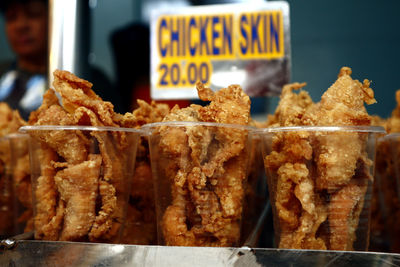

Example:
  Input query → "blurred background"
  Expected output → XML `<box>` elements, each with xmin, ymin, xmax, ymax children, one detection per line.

<box><xmin>0</xmin><ymin>0</ymin><xmax>399</xmax><ymax>118</ymax></box>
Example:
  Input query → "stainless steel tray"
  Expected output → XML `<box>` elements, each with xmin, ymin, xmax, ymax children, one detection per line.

<box><xmin>1</xmin><ymin>234</ymin><xmax>400</xmax><ymax>267</ymax></box>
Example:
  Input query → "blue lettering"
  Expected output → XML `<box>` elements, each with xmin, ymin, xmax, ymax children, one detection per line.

<box><xmin>240</xmin><ymin>15</ymin><xmax>248</xmax><ymax>55</ymax></box>
<box><xmin>170</xmin><ymin>17</ymin><xmax>180</xmax><ymax>56</ymax></box>
<box><xmin>181</xmin><ymin>18</ymin><xmax>186</xmax><ymax>56</ymax></box>
<box><xmin>212</xmin><ymin>16</ymin><xmax>220</xmax><ymax>55</ymax></box>
<box><xmin>264</xmin><ymin>13</ymin><xmax>267</xmax><ymax>53</ymax></box>
<box><xmin>270</xmin><ymin>14</ymin><xmax>280</xmax><ymax>53</ymax></box>
<box><xmin>200</xmin><ymin>17</ymin><xmax>210</xmax><ymax>56</ymax></box>
<box><xmin>189</xmin><ymin>17</ymin><xmax>197</xmax><ymax>56</ymax></box>
<box><xmin>159</xmin><ymin>18</ymin><xmax>167</xmax><ymax>57</ymax></box>
<box><xmin>251</xmin><ymin>14</ymin><xmax>261</xmax><ymax>54</ymax></box>
<box><xmin>223</xmin><ymin>15</ymin><xmax>232</xmax><ymax>55</ymax></box>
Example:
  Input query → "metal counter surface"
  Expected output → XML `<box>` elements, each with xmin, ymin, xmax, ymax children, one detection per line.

<box><xmin>1</xmin><ymin>238</ymin><xmax>400</xmax><ymax>267</ymax></box>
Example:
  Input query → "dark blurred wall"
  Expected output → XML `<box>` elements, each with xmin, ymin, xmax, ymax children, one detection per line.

<box><xmin>1</xmin><ymin>0</ymin><xmax>399</xmax><ymax>117</ymax></box>
<box><xmin>90</xmin><ymin>0</ymin><xmax>138</xmax><ymax>84</ymax></box>
<box><xmin>284</xmin><ymin>0</ymin><xmax>400</xmax><ymax>118</ymax></box>
<box><xmin>0</xmin><ymin>18</ymin><xmax>13</xmax><ymax>60</ymax></box>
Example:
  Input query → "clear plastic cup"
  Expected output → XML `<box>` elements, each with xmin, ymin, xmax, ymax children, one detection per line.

<box><xmin>0</xmin><ymin>135</ymin><xmax>14</xmax><ymax>238</ymax></box>
<box><xmin>142</xmin><ymin>121</ymin><xmax>257</xmax><ymax>247</ymax></box>
<box><xmin>9</xmin><ymin>133</ymin><xmax>32</xmax><ymax>235</ymax></box>
<box><xmin>374</xmin><ymin>133</ymin><xmax>400</xmax><ymax>253</ymax></box>
<box><xmin>258</xmin><ymin>126</ymin><xmax>385</xmax><ymax>251</ymax></box>
<box><xmin>20</xmin><ymin>125</ymin><xmax>141</xmax><ymax>243</ymax></box>
<box><xmin>120</xmin><ymin>135</ymin><xmax>157</xmax><ymax>245</ymax></box>
<box><xmin>241</xmin><ymin>132</ymin><xmax>268</xmax><ymax>246</ymax></box>
<box><xmin>0</xmin><ymin>133</ymin><xmax>31</xmax><ymax>238</ymax></box>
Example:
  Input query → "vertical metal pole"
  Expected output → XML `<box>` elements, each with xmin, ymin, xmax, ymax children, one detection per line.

<box><xmin>48</xmin><ymin>0</ymin><xmax>89</xmax><ymax>88</ymax></box>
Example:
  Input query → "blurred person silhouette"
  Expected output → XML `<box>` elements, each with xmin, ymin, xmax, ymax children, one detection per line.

<box><xmin>0</xmin><ymin>0</ymin><xmax>48</xmax><ymax>119</ymax></box>
<box><xmin>0</xmin><ymin>0</ymin><xmax>120</xmax><ymax>118</ymax></box>
<box><xmin>111</xmin><ymin>23</ymin><xmax>190</xmax><ymax>113</ymax></box>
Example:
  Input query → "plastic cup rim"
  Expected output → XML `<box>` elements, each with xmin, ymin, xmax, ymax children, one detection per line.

<box><xmin>382</xmin><ymin>132</ymin><xmax>400</xmax><ymax>139</ymax></box>
<box><xmin>255</xmin><ymin>125</ymin><xmax>386</xmax><ymax>134</ymax></box>
<box><xmin>19</xmin><ymin>125</ymin><xmax>144</xmax><ymax>133</ymax></box>
<box><xmin>0</xmin><ymin>132</ymin><xmax>29</xmax><ymax>140</ymax></box>
<box><xmin>141</xmin><ymin>121</ymin><xmax>257</xmax><ymax>133</ymax></box>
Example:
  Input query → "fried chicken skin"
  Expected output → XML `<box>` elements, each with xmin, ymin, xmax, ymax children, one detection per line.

<box><xmin>118</xmin><ymin>100</ymin><xmax>169</xmax><ymax>245</ymax></box>
<box><xmin>371</xmin><ymin>89</ymin><xmax>400</xmax><ymax>252</ymax></box>
<box><xmin>34</xmin><ymin>145</ymin><xmax>59</xmax><ymax>240</ymax></box>
<box><xmin>303</xmin><ymin>67</ymin><xmax>375</xmax><ymax>190</ymax></box>
<box><xmin>386</xmin><ymin>90</ymin><xmax>400</xmax><ymax>133</ymax></box>
<box><xmin>264</xmin><ymin>67</ymin><xmax>378</xmax><ymax>250</ymax></box>
<box><xmin>0</xmin><ymin>103</ymin><xmax>31</xmax><ymax>236</ymax></box>
<box><xmin>270</xmin><ymin>82</ymin><xmax>313</xmax><ymax>127</ymax></box>
<box><xmin>55</xmin><ymin>154</ymin><xmax>101</xmax><ymax>241</ymax></box>
<box><xmin>29</xmin><ymin>70</ymin><xmax>165</xmax><ymax>243</ymax></box>
<box><xmin>152</xmin><ymin>82</ymin><xmax>251</xmax><ymax>247</ymax></box>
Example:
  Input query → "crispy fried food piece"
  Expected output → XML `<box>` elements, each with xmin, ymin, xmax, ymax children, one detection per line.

<box><xmin>196</xmin><ymin>82</ymin><xmax>250</xmax><ymax>125</ymax></box>
<box><xmin>17</xmin><ymin>209</ymin><xmax>33</xmax><ymax>232</ymax></box>
<box><xmin>380</xmin><ymin>136</ymin><xmax>400</xmax><ymax>253</ymax></box>
<box><xmin>0</xmin><ymin>102</ymin><xmax>31</xmax><ymax>235</ymax></box>
<box><xmin>272</xmin><ymin>83</ymin><xmax>313</xmax><ymax>127</ymax></box>
<box><xmin>89</xmin><ymin>180</ymin><xmax>117</xmax><ymax>241</ymax></box>
<box><xmin>32</xmin><ymin>93</ymin><xmax>123</xmax><ymax>242</ymax></box>
<box><xmin>29</xmin><ymin>71</ymin><xmax>116</xmax><ymax>242</ymax></box>
<box><xmin>76</xmin><ymin>107</ymin><xmax>139</xmax><ymax>242</ymax></box>
<box><xmin>370</xmin><ymin>115</ymin><xmax>387</xmax><ymax>129</ymax></box>
<box><xmin>265</xmin><ymin>133</ymin><xmax>327</xmax><ymax>249</ymax></box>
<box><xmin>371</xmin><ymin>92</ymin><xmax>400</xmax><ymax>252</ymax></box>
<box><xmin>61</xmin><ymin>74</ymin><xmax>158</xmax><ymax>208</ymax></box>
<box><xmin>0</xmin><ymin>103</ymin><xmax>15</xmax><ymax>134</ymax></box>
<box><xmin>369</xmin><ymin>169</ymin><xmax>387</xmax><ymax>252</ymax></box>
<box><xmin>212</xmin><ymin>155</ymin><xmax>247</xmax><ymax>244</ymax></box>
<box><xmin>307</xmin><ymin>68</ymin><xmax>374</xmax><ymax>190</ymax></box>
<box><xmin>255</xmin><ymin>83</ymin><xmax>313</xmax><ymax>128</ymax></box>
<box><xmin>162</xmin><ymin>196</ymin><xmax>196</xmax><ymax>246</ymax></box>
<box><xmin>121</xmin><ymin>162</ymin><xmax>157</xmax><ymax>245</ymax></box>
<box><xmin>0</xmin><ymin>104</ymin><xmax>15</xmax><ymax>236</ymax></box>
<box><xmin>53</xmin><ymin>69</ymin><xmax>117</xmax><ymax>126</ymax></box>
<box><xmin>0</xmin><ymin>103</ymin><xmax>27</xmax><ymax>180</ymax></box>
<box><xmin>303</xmin><ymin>67</ymin><xmax>375</xmax><ymax>126</ymax></box>
<box><xmin>55</xmin><ymin>154</ymin><xmax>101</xmax><ymax>241</ymax></box>
<box><xmin>31</xmin><ymin>70</ymin><xmax>161</xmax><ymax>244</ymax></box>
<box><xmin>121</xmin><ymin>139</ymin><xmax>159</xmax><ymax>244</ymax></box>
<box><xmin>313</xmin><ymin>132</ymin><xmax>363</xmax><ymax>190</ymax></box>
<box><xmin>329</xmin><ymin>155</ymin><xmax>371</xmax><ymax>251</ymax></box>
<box><xmin>329</xmin><ymin>182</ymin><xmax>365</xmax><ymax>250</ymax></box>
<box><xmin>28</xmin><ymin>89</ymin><xmax>60</xmax><ymax>124</ymax></box>
<box><xmin>34</xmin><ymin>145</ymin><xmax>60</xmax><ymax>240</ymax></box>
<box><xmin>240</xmin><ymin>132</ymin><xmax>268</xmax><ymax>246</ymax></box>
<box><xmin>32</xmin><ymin>105</ymin><xmax>89</xmax><ymax>164</ymax></box>
<box><xmin>13</xmin><ymin>154</ymin><xmax>32</xmax><ymax>210</ymax></box>
<box><xmin>88</xmin><ymin>131</ymin><xmax>124</xmax><ymax>241</ymax></box>
<box><xmin>0</xmin><ymin>159</ymin><xmax>13</xmax><ymax>236</ymax></box>
<box><xmin>303</xmin><ymin>67</ymin><xmax>375</xmax><ymax>190</ymax></box>
<box><xmin>159</xmin><ymin>82</ymin><xmax>251</xmax><ymax>246</ymax></box>
<box><xmin>386</xmin><ymin>90</ymin><xmax>400</xmax><ymax>133</ymax></box>
<box><xmin>265</xmin><ymin>67</ymin><xmax>376</xmax><ymax>250</ymax></box>
<box><xmin>0</xmin><ymin>102</ymin><xmax>27</xmax><ymax>135</ymax></box>
<box><xmin>197</xmin><ymin>83</ymin><xmax>250</xmax><ymax>177</ymax></box>
<box><xmin>116</xmin><ymin>100</ymin><xmax>170</xmax><ymax>129</ymax></box>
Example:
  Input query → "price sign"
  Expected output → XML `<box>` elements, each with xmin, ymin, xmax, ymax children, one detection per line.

<box><xmin>150</xmin><ymin>2</ymin><xmax>290</xmax><ymax>99</ymax></box>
